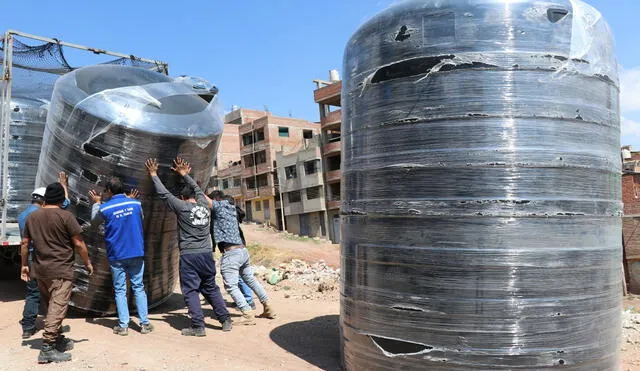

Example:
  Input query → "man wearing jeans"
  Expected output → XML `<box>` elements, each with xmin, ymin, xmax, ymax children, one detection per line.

<box><xmin>208</xmin><ymin>192</ymin><xmax>255</xmax><ymax>310</ymax></box>
<box><xmin>208</xmin><ymin>192</ymin><xmax>276</xmax><ymax>324</ymax></box>
<box><xmin>18</xmin><ymin>187</ymin><xmax>46</xmax><ymax>339</ymax></box>
<box><xmin>89</xmin><ymin>177</ymin><xmax>153</xmax><ymax>336</ymax></box>
<box><xmin>146</xmin><ymin>157</ymin><xmax>231</xmax><ymax>336</ymax></box>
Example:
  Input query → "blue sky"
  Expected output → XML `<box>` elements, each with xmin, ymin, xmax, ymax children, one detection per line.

<box><xmin>4</xmin><ymin>0</ymin><xmax>637</xmax><ymax>147</ymax></box>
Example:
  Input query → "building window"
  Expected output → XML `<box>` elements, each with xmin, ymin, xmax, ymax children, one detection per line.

<box><xmin>255</xmin><ymin>150</ymin><xmax>267</xmax><ymax>165</ymax></box>
<box><xmin>255</xmin><ymin>129</ymin><xmax>265</xmax><ymax>142</ymax></box>
<box><xmin>243</xmin><ymin>154</ymin><xmax>254</xmax><ymax>168</ymax></box>
<box><xmin>242</xmin><ymin>133</ymin><xmax>254</xmax><ymax>146</ymax></box>
<box><xmin>327</xmin><ymin>155</ymin><xmax>341</xmax><ymax>171</ymax></box>
<box><xmin>257</xmin><ymin>174</ymin><xmax>269</xmax><ymax>188</ymax></box>
<box><xmin>304</xmin><ymin>159</ymin><xmax>320</xmax><ymax>175</ymax></box>
<box><xmin>233</xmin><ymin>177</ymin><xmax>241</xmax><ymax>188</ymax></box>
<box><xmin>306</xmin><ymin>186</ymin><xmax>321</xmax><ymax>200</ymax></box>
<box><xmin>288</xmin><ymin>190</ymin><xmax>301</xmax><ymax>203</ymax></box>
<box><xmin>222</xmin><ymin>179</ymin><xmax>229</xmax><ymax>189</ymax></box>
<box><xmin>327</xmin><ymin>131</ymin><xmax>341</xmax><ymax>143</ymax></box>
<box><xmin>329</xmin><ymin>182</ymin><xmax>341</xmax><ymax>201</ymax></box>
<box><xmin>285</xmin><ymin>165</ymin><xmax>297</xmax><ymax>179</ymax></box>
<box><xmin>303</xmin><ymin>130</ymin><xmax>313</xmax><ymax>139</ymax></box>
<box><xmin>246</xmin><ymin>178</ymin><xmax>256</xmax><ymax>189</ymax></box>
<box><xmin>278</xmin><ymin>127</ymin><xmax>290</xmax><ymax>137</ymax></box>
<box><xmin>255</xmin><ymin>200</ymin><xmax>262</xmax><ymax>211</ymax></box>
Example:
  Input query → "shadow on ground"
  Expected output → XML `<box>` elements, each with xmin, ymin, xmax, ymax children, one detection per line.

<box><xmin>270</xmin><ymin>315</ymin><xmax>342</xmax><ymax>371</ymax></box>
<box><xmin>0</xmin><ymin>276</ymin><xmax>26</xmax><ymax>303</ymax></box>
<box><xmin>21</xmin><ymin>336</ymin><xmax>89</xmax><ymax>350</ymax></box>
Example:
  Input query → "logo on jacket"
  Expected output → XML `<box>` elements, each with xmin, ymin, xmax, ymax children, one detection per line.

<box><xmin>190</xmin><ymin>205</ymin><xmax>210</xmax><ymax>226</ymax></box>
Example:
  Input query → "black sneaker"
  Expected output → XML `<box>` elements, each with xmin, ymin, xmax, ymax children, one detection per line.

<box><xmin>222</xmin><ymin>318</ymin><xmax>232</xmax><ymax>332</ymax></box>
<box><xmin>38</xmin><ymin>343</ymin><xmax>72</xmax><ymax>364</ymax></box>
<box><xmin>113</xmin><ymin>325</ymin><xmax>128</xmax><ymax>336</ymax></box>
<box><xmin>55</xmin><ymin>335</ymin><xmax>74</xmax><ymax>352</ymax></box>
<box><xmin>140</xmin><ymin>322</ymin><xmax>154</xmax><ymax>334</ymax></box>
<box><xmin>22</xmin><ymin>327</ymin><xmax>37</xmax><ymax>339</ymax></box>
<box><xmin>181</xmin><ymin>327</ymin><xmax>206</xmax><ymax>337</ymax></box>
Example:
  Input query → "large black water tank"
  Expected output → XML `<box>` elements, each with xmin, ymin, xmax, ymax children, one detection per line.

<box><xmin>35</xmin><ymin>65</ymin><xmax>223</xmax><ymax>314</ymax></box>
<box><xmin>5</xmin><ymin>97</ymin><xmax>48</xmax><ymax>221</ymax></box>
<box><xmin>341</xmin><ymin>0</ymin><xmax>620</xmax><ymax>369</ymax></box>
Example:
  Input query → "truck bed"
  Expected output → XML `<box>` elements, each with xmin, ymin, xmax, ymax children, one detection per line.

<box><xmin>2</xmin><ymin>223</ymin><xmax>21</xmax><ymax>247</ymax></box>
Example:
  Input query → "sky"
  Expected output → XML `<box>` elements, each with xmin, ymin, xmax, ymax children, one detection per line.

<box><xmin>4</xmin><ymin>0</ymin><xmax>637</xmax><ymax>147</ymax></box>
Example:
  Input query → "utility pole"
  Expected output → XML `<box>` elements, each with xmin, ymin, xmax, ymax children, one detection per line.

<box><xmin>276</xmin><ymin>159</ymin><xmax>287</xmax><ymax>232</ymax></box>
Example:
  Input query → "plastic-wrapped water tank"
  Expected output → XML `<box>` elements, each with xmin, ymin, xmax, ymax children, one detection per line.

<box><xmin>35</xmin><ymin>65</ymin><xmax>223</xmax><ymax>314</ymax></box>
<box><xmin>5</xmin><ymin>97</ymin><xmax>48</xmax><ymax>221</ymax></box>
<box><xmin>341</xmin><ymin>1</ymin><xmax>620</xmax><ymax>370</ymax></box>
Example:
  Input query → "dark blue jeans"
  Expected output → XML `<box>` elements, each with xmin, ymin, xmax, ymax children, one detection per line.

<box><xmin>179</xmin><ymin>252</ymin><xmax>230</xmax><ymax>328</ymax></box>
<box><xmin>20</xmin><ymin>252</ymin><xmax>40</xmax><ymax>332</ymax></box>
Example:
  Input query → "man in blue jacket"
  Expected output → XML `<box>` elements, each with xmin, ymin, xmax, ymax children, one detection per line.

<box><xmin>89</xmin><ymin>177</ymin><xmax>153</xmax><ymax>336</ymax></box>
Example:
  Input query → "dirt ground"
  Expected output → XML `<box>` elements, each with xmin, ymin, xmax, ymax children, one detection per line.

<box><xmin>0</xmin><ymin>224</ymin><xmax>342</xmax><ymax>371</ymax></box>
<box><xmin>1</xmin><ymin>225</ymin><xmax>639</xmax><ymax>370</ymax></box>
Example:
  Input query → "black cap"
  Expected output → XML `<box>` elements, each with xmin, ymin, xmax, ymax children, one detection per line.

<box><xmin>44</xmin><ymin>182</ymin><xmax>65</xmax><ymax>205</ymax></box>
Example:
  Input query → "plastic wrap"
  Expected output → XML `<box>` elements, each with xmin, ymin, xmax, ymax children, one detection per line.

<box><xmin>341</xmin><ymin>0</ymin><xmax>621</xmax><ymax>369</ymax></box>
<box><xmin>5</xmin><ymin>97</ymin><xmax>48</xmax><ymax>221</ymax></box>
<box><xmin>35</xmin><ymin>65</ymin><xmax>223</xmax><ymax>314</ymax></box>
<box><xmin>0</xmin><ymin>35</ymin><xmax>164</xmax><ymax>223</ymax></box>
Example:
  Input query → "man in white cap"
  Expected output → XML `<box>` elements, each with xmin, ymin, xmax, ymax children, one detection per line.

<box><xmin>17</xmin><ymin>187</ymin><xmax>46</xmax><ymax>338</ymax></box>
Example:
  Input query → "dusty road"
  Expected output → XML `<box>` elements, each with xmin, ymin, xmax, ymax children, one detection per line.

<box><xmin>0</xmin><ymin>278</ymin><xmax>341</xmax><ymax>371</ymax></box>
<box><xmin>0</xmin><ymin>224</ymin><xmax>342</xmax><ymax>371</ymax></box>
<box><xmin>1</xmin><ymin>225</ymin><xmax>639</xmax><ymax>370</ymax></box>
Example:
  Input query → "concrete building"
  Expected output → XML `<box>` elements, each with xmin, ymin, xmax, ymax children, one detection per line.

<box><xmin>623</xmin><ymin>146</ymin><xmax>640</xmax><ymax>293</ymax></box>
<box><xmin>208</xmin><ymin>108</ymin><xmax>266</xmax><ymax>193</ymax></box>
<box><xmin>314</xmin><ymin>72</ymin><xmax>342</xmax><ymax>243</ymax></box>
<box><xmin>237</xmin><ymin>109</ymin><xmax>320</xmax><ymax>227</ymax></box>
<box><xmin>276</xmin><ymin>136</ymin><xmax>328</xmax><ymax>238</ymax></box>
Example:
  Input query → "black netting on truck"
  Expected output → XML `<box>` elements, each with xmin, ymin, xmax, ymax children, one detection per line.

<box><xmin>0</xmin><ymin>35</ymin><xmax>163</xmax><ymax>222</ymax></box>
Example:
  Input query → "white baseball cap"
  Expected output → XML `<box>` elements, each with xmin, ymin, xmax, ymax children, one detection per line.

<box><xmin>32</xmin><ymin>187</ymin><xmax>46</xmax><ymax>200</ymax></box>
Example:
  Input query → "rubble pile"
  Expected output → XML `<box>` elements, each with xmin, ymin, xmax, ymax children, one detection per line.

<box><xmin>254</xmin><ymin>259</ymin><xmax>340</xmax><ymax>295</ymax></box>
<box><xmin>622</xmin><ymin>310</ymin><xmax>640</xmax><ymax>350</ymax></box>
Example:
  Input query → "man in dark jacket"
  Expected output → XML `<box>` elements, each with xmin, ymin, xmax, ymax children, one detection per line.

<box><xmin>146</xmin><ymin>157</ymin><xmax>231</xmax><ymax>336</ymax></box>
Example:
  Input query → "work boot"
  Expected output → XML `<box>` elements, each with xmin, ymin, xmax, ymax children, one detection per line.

<box><xmin>261</xmin><ymin>301</ymin><xmax>277</xmax><ymax>319</ymax></box>
<box><xmin>222</xmin><ymin>318</ymin><xmax>233</xmax><ymax>332</ymax></box>
<box><xmin>22</xmin><ymin>327</ymin><xmax>37</xmax><ymax>339</ymax></box>
<box><xmin>140</xmin><ymin>322</ymin><xmax>154</xmax><ymax>334</ymax></box>
<box><xmin>235</xmin><ymin>310</ymin><xmax>256</xmax><ymax>325</ymax></box>
<box><xmin>181</xmin><ymin>327</ymin><xmax>206</xmax><ymax>337</ymax></box>
<box><xmin>38</xmin><ymin>342</ymin><xmax>72</xmax><ymax>364</ymax></box>
<box><xmin>55</xmin><ymin>334</ymin><xmax>74</xmax><ymax>352</ymax></box>
<box><xmin>113</xmin><ymin>325</ymin><xmax>128</xmax><ymax>336</ymax></box>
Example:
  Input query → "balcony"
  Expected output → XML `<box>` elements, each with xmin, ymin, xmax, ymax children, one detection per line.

<box><xmin>243</xmin><ymin>185</ymin><xmax>275</xmax><ymax>200</ymax></box>
<box><xmin>223</xmin><ymin>187</ymin><xmax>242</xmax><ymax>197</ymax></box>
<box><xmin>321</xmin><ymin>109</ymin><xmax>341</xmax><ymax>131</ymax></box>
<box><xmin>322</xmin><ymin>140</ymin><xmax>341</xmax><ymax>156</ymax></box>
<box><xmin>239</xmin><ymin>120</ymin><xmax>266</xmax><ymax>135</ymax></box>
<box><xmin>325</xmin><ymin>169</ymin><xmax>342</xmax><ymax>183</ymax></box>
<box><xmin>242</xmin><ymin>163</ymin><xmax>272</xmax><ymax>178</ymax></box>
<box><xmin>241</xmin><ymin>141</ymin><xmax>269</xmax><ymax>156</ymax></box>
<box><xmin>314</xmin><ymin>81</ymin><xmax>341</xmax><ymax>106</ymax></box>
